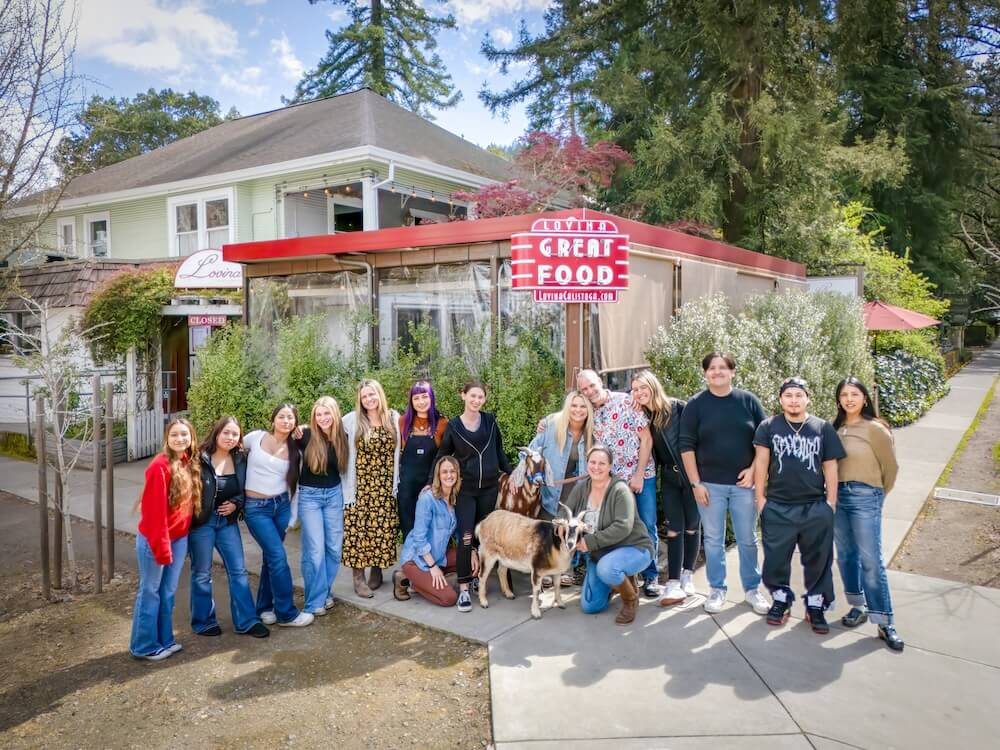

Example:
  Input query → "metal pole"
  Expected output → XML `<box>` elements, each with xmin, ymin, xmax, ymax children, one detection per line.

<box><xmin>105</xmin><ymin>381</ymin><xmax>115</xmax><ymax>582</ymax></box>
<box><xmin>92</xmin><ymin>374</ymin><xmax>103</xmax><ymax>594</ymax></box>
<box><xmin>35</xmin><ymin>395</ymin><xmax>50</xmax><ymax>600</ymax></box>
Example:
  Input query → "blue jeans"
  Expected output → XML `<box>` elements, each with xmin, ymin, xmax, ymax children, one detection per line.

<box><xmin>835</xmin><ymin>482</ymin><xmax>893</xmax><ymax>625</ymax></box>
<box><xmin>243</xmin><ymin>493</ymin><xmax>300</xmax><ymax>623</ymax></box>
<box><xmin>130</xmin><ymin>534</ymin><xmax>187</xmax><ymax>657</ymax></box>
<box><xmin>580</xmin><ymin>546</ymin><xmax>653</xmax><ymax>614</ymax></box>
<box><xmin>634</xmin><ymin>476</ymin><xmax>659</xmax><ymax>582</ymax></box>
<box><xmin>298</xmin><ymin>484</ymin><xmax>344</xmax><ymax>613</ymax></box>
<box><xmin>188</xmin><ymin>514</ymin><xmax>260</xmax><ymax>634</ymax></box>
<box><xmin>698</xmin><ymin>482</ymin><xmax>761</xmax><ymax>593</ymax></box>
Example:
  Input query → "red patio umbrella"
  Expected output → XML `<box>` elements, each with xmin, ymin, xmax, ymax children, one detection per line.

<box><xmin>863</xmin><ymin>300</ymin><xmax>941</xmax><ymax>331</ymax></box>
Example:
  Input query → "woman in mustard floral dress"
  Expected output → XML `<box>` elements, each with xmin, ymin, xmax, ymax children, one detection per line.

<box><xmin>341</xmin><ymin>379</ymin><xmax>401</xmax><ymax>598</ymax></box>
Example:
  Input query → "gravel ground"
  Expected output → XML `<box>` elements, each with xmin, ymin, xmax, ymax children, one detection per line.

<box><xmin>0</xmin><ymin>493</ymin><xmax>493</xmax><ymax>750</ymax></box>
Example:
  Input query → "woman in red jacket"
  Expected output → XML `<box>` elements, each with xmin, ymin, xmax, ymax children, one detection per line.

<box><xmin>129</xmin><ymin>418</ymin><xmax>202</xmax><ymax>660</ymax></box>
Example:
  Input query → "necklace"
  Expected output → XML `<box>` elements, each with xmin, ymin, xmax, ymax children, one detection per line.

<box><xmin>784</xmin><ymin>415</ymin><xmax>808</xmax><ymax>436</ymax></box>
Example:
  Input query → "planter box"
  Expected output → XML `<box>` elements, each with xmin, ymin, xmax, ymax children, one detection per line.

<box><xmin>46</xmin><ymin>435</ymin><xmax>127</xmax><ymax>470</ymax></box>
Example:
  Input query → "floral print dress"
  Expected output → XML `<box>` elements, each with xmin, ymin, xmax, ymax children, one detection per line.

<box><xmin>342</xmin><ymin>426</ymin><xmax>398</xmax><ymax>569</ymax></box>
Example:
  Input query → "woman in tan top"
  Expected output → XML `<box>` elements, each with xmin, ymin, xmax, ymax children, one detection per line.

<box><xmin>833</xmin><ymin>377</ymin><xmax>903</xmax><ymax>651</ymax></box>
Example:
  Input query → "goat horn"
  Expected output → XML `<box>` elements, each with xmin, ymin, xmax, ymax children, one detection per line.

<box><xmin>557</xmin><ymin>502</ymin><xmax>572</xmax><ymax>522</ymax></box>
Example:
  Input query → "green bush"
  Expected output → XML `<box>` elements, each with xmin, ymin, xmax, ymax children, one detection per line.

<box><xmin>874</xmin><ymin>350</ymin><xmax>949</xmax><ymax>426</ymax></box>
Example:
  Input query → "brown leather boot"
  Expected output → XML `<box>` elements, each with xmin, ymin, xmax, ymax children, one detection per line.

<box><xmin>392</xmin><ymin>569</ymin><xmax>410</xmax><ymax>601</ymax></box>
<box><xmin>611</xmin><ymin>575</ymin><xmax>638</xmax><ymax>625</ymax></box>
<box><xmin>353</xmin><ymin>568</ymin><xmax>374</xmax><ymax>598</ymax></box>
<box><xmin>368</xmin><ymin>567</ymin><xmax>383</xmax><ymax>590</ymax></box>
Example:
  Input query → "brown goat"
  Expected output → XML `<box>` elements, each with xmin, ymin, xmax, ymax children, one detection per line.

<box><xmin>496</xmin><ymin>447</ymin><xmax>550</xmax><ymax>518</ymax></box>
<box><xmin>475</xmin><ymin>505</ymin><xmax>584</xmax><ymax>619</ymax></box>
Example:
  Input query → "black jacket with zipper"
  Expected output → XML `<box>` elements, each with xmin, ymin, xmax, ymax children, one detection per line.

<box><xmin>191</xmin><ymin>448</ymin><xmax>248</xmax><ymax>528</ymax></box>
<box><xmin>434</xmin><ymin>412</ymin><xmax>513</xmax><ymax>491</ymax></box>
<box><xmin>650</xmin><ymin>399</ymin><xmax>691</xmax><ymax>488</ymax></box>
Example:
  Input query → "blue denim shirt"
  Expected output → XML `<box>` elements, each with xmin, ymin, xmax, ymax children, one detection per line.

<box><xmin>399</xmin><ymin>488</ymin><xmax>457</xmax><ymax>571</ymax></box>
<box><xmin>529</xmin><ymin>416</ymin><xmax>587</xmax><ymax>515</ymax></box>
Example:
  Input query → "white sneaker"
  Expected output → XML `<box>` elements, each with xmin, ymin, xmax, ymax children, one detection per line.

<box><xmin>309</xmin><ymin>606</ymin><xmax>327</xmax><ymax>617</ymax></box>
<box><xmin>134</xmin><ymin>648</ymin><xmax>172</xmax><ymax>662</ymax></box>
<box><xmin>680</xmin><ymin>569</ymin><xmax>696</xmax><ymax>596</ymax></box>
<box><xmin>745</xmin><ymin>588</ymin><xmax>771</xmax><ymax>615</ymax></box>
<box><xmin>165</xmin><ymin>642</ymin><xmax>183</xmax><ymax>655</ymax></box>
<box><xmin>704</xmin><ymin>587</ymin><xmax>727</xmax><ymax>614</ymax></box>
<box><xmin>658</xmin><ymin>580</ymin><xmax>687</xmax><ymax>607</ymax></box>
<box><xmin>325</xmin><ymin>596</ymin><xmax>335</xmax><ymax>609</ymax></box>
<box><xmin>260</xmin><ymin>610</ymin><xmax>277</xmax><ymax>625</ymax></box>
<box><xmin>279</xmin><ymin>611</ymin><xmax>315</xmax><ymax>627</ymax></box>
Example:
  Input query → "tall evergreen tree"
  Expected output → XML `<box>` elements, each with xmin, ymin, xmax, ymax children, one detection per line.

<box><xmin>291</xmin><ymin>0</ymin><xmax>460</xmax><ymax>118</ymax></box>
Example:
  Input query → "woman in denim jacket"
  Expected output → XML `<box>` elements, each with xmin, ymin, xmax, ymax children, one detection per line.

<box><xmin>393</xmin><ymin>456</ymin><xmax>462</xmax><ymax>607</ymax></box>
<box><xmin>529</xmin><ymin>390</ymin><xmax>594</xmax><ymax>520</ymax></box>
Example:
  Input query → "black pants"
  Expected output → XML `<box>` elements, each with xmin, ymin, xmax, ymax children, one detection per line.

<box><xmin>761</xmin><ymin>499</ymin><xmax>835</xmax><ymax>608</ymax></box>
<box><xmin>396</xmin><ymin>479</ymin><xmax>424</xmax><ymax>543</ymax></box>
<box><xmin>662</xmin><ymin>475</ymin><xmax>700</xmax><ymax>579</ymax></box>
<box><xmin>456</xmin><ymin>485</ymin><xmax>498</xmax><ymax>584</ymax></box>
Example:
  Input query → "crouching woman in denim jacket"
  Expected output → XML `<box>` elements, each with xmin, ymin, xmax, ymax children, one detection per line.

<box><xmin>392</xmin><ymin>456</ymin><xmax>463</xmax><ymax>608</ymax></box>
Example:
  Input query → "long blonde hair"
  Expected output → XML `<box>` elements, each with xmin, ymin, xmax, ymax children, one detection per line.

<box><xmin>305</xmin><ymin>396</ymin><xmax>349</xmax><ymax>475</ymax></box>
<box><xmin>355</xmin><ymin>378</ymin><xmax>395</xmax><ymax>448</ymax></box>
<box><xmin>552</xmin><ymin>390</ymin><xmax>593</xmax><ymax>454</ymax></box>
<box><xmin>632</xmin><ymin>369</ymin><xmax>673</xmax><ymax>431</ymax></box>
<box><xmin>431</xmin><ymin>455</ymin><xmax>462</xmax><ymax>507</ymax></box>
<box><xmin>162</xmin><ymin>418</ymin><xmax>202</xmax><ymax>515</ymax></box>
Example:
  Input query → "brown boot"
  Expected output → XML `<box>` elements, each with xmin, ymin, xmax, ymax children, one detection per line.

<box><xmin>368</xmin><ymin>567</ymin><xmax>383</xmax><ymax>590</ymax></box>
<box><xmin>392</xmin><ymin>569</ymin><xmax>410</xmax><ymax>601</ymax></box>
<box><xmin>611</xmin><ymin>576</ymin><xmax>638</xmax><ymax>625</ymax></box>
<box><xmin>353</xmin><ymin>568</ymin><xmax>374</xmax><ymax>598</ymax></box>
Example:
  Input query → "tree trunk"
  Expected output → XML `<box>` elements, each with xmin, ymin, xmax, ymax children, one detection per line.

<box><xmin>50</xmin><ymin>395</ymin><xmax>78</xmax><ymax>592</ymax></box>
<box><xmin>371</xmin><ymin>0</ymin><xmax>388</xmax><ymax>95</ymax></box>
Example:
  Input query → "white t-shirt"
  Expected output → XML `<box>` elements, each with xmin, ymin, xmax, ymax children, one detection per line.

<box><xmin>243</xmin><ymin>430</ymin><xmax>290</xmax><ymax>497</ymax></box>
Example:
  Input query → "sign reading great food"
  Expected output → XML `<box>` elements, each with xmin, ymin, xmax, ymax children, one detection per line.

<box><xmin>510</xmin><ymin>216</ymin><xmax>629</xmax><ymax>302</ymax></box>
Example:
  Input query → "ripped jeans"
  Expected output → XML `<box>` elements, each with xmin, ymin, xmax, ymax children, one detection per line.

<box><xmin>455</xmin><ymin>485</ymin><xmax>497</xmax><ymax>584</ymax></box>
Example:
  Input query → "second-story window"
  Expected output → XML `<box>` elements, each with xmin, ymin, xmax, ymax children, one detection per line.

<box><xmin>84</xmin><ymin>212</ymin><xmax>110</xmax><ymax>257</ymax></box>
<box><xmin>56</xmin><ymin>217</ymin><xmax>76</xmax><ymax>256</ymax></box>
<box><xmin>168</xmin><ymin>189</ymin><xmax>234</xmax><ymax>256</ymax></box>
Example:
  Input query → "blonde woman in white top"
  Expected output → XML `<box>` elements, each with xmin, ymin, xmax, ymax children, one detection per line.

<box><xmin>341</xmin><ymin>379</ymin><xmax>401</xmax><ymax>598</ymax></box>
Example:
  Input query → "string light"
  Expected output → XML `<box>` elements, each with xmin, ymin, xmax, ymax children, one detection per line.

<box><xmin>324</xmin><ymin>187</ymin><xmax>331</xmax><ymax>197</ymax></box>
<box><xmin>344</xmin><ymin>185</ymin><xmax>352</xmax><ymax>193</ymax></box>
<box><xmin>303</xmin><ymin>191</ymin><xmax>309</xmax><ymax>199</ymax></box>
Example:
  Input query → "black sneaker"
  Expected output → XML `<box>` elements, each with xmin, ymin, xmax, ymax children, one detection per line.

<box><xmin>841</xmin><ymin>607</ymin><xmax>868</xmax><ymax>628</ymax></box>
<box><xmin>197</xmin><ymin>625</ymin><xmax>222</xmax><ymax>636</ymax></box>
<box><xmin>806</xmin><ymin>606</ymin><xmax>830</xmax><ymax>634</ymax></box>
<box><xmin>243</xmin><ymin>622</ymin><xmax>270</xmax><ymax>638</ymax></box>
<box><xmin>878</xmin><ymin>625</ymin><xmax>905</xmax><ymax>652</ymax></box>
<box><xmin>642</xmin><ymin>579</ymin><xmax>662</xmax><ymax>598</ymax></box>
<box><xmin>766</xmin><ymin>599</ymin><xmax>791</xmax><ymax>626</ymax></box>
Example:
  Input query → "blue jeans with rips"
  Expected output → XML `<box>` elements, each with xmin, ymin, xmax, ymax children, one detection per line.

<box><xmin>188</xmin><ymin>514</ymin><xmax>260</xmax><ymax>634</ymax></box>
<box><xmin>698</xmin><ymin>482</ymin><xmax>761</xmax><ymax>593</ymax></box>
<box><xmin>298</xmin><ymin>484</ymin><xmax>345</xmax><ymax>613</ymax></box>
<box><xmin>130</xmin><ymin>534</ymin><xmax>187</xmax><ymax>657</ymax></box>
<box><xmin>243</xmin><ymin>493</ymin><xmax>300</xmax><ymax>623</ymax></box>
<box><xmin>835</xmin><ymin>481</ymin><xmax>894</xmax><ymax>625</ymax></box>
<box><xmin>579</xmin><ymin>546</ymin><xmax>653</xmax><ymax>614</ymax></box>
<box><xmin>633</xmin><ymin>475</ymin><xmax>659</xmax><ymax>583</ymax></box>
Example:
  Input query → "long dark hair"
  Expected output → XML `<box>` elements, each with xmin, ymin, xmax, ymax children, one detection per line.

<box><xmin>402</xmin><ymin>380</ymin><xmax>441</xmax><ymax>438</ymax></box>
<box><xmin>199</xmin><ymin>415</ymin><xmax>241</xmax><ymax>457</ymax></box>
<box><xmin>270</xmin><ymin>402</ymin><xmax>301</xmax><ymax>495</ymax></box>
<box><xmin>833</xmin><ymin>378</ymin><xmax>883</xmax><ymax>430</ymax></box>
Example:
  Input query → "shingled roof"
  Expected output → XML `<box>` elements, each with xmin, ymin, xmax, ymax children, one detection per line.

<box><xmin>56</xmin><ymin>89</ymin><xmax>511</xmax><ymax>202</ymax></box>
<box><xmin>0</xmin><ymin>260</ymin><xmax>144</xmax><ymax>311</ymax></box>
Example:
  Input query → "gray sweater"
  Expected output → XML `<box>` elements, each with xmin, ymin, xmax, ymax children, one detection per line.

<box><xmin>566</xmin><ymin>477</ymin><xmax>654</xmax><ymax>558</ymax></box>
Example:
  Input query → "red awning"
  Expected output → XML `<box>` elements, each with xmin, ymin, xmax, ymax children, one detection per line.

<box><xmin>863</xmin><ymin>300</ymin><xmax>941</xmax><ymax>331</ymax></box>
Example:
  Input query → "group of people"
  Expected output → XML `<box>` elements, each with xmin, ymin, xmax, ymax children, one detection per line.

<box><xmin>129</xmin><ymin>353</ymin><xmax>903</xmax><ymax>662</ymax></box>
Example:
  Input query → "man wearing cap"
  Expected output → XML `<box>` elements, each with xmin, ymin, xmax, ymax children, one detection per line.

<box><xmin>752</xmin><ymin>377</ymin><xmax>846</xmax><ymax>633</ymax></box>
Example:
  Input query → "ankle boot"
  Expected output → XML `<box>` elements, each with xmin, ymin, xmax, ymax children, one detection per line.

<box><xmin>611</xmin><ymin>575</ymin><xmax>638</xmax><ymax>625</ymax></box>
<box><xmin>392</xmin><ymin>569</ymin><xmax>410</xmax><ymax>601</ymax></box>
<box><xmin>353</xmin><ymin>568</ymin><xmax>374</xmax><ymax>598</ymax></box>
<box><xmin>368</xmin><ymin>567</ymin><xmax>383</xmax><ymax>590</ymax></box>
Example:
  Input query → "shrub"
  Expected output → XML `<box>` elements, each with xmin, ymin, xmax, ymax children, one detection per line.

<box><xmin>80</xmin><ymin>267</ymin><xmax>175</xmax><ymax>364</ymax></box>
<box><xmin>274</xmin><ymin>315</ymin><xmax>340</xmax><ymax>411</ymax></box>
<box><xmin>645</xmin><ymin>293</ymin><xmax>732</xmax><ymax>398</ymax></box>
<box><xmin>874</xmin><ymin>350</ymin><xmax>948</xmax><ymax>426</ymax></box>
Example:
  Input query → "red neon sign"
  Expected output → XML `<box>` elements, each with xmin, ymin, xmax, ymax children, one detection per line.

<box><xmin>510</xmin><ymin>215</ymin><xmax>629</xmax><ymax>302</ymax></box>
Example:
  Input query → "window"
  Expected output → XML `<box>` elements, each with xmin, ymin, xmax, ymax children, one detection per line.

<box><xmin>168</xmin><ymin>189</ymin><xmax>234</xmax><ymax>256</ymax></box>
<box><xmin>56</xmin><ymin>217</ymin><xmax>76</xmax><ymax>256</ymax></box>
<box><xmin>0</xmin><ymin>312</ymin><xmax>40</xmax><ymax>355</ymax></box>
<box><xmin>84</xmin><ymin>212</ymin><xmax>110</xmax><ymax>257</ymax></box>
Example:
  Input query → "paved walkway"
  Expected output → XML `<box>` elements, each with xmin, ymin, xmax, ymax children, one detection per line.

<box><xmin>2</xmin><ymin>342</ymin><xmax>999</xmax><ymax>748</ymax></box>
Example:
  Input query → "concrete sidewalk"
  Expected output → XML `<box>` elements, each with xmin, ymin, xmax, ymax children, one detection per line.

<box><xmin>2</xmin><ymin>342</ymin><xmax>999</xmax><ymax>749</ymax></box>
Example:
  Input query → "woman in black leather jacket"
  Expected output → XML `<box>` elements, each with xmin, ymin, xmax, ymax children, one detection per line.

<box><xmin>188</xmin><ymin>416</ymin><xmax>269</xmax><ymax>638</ymax></box>
<box><xmin>631</xmin><ymin>370</ymin><xmax>700</xmax><ymax>607</ymax></box>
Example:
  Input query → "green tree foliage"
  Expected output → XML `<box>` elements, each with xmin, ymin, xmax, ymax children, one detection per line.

<box><xmin>57</xmin><ymin>88</ymin><xmax>239</xmax><ymax>176</ymax></box>
<box><xmin>291</xmin><ymin>0</ymin><xmax>460</xmax><ymax>117</ymax></box>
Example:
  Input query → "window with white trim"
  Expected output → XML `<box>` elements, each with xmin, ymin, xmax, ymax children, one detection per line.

<box><xmin>84</xmin><ymin>212</ymin><xmax>110</xmax><ymax>257</ymax></box>
<box><xmin>56</xmin><ymin>217</ymin><xmax>76</xmax><ymax>256</ymax></box>
<box><xmin>168</xmin><ymin>189</ymin><xmax>234</xmax><ymax>256</ymax></box>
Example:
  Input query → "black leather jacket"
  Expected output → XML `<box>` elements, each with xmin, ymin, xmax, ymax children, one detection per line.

<box><xmin>191</xmin><ymin>449</ymin><xmax>248</xmax><ymax>528</ymax></box>
<box><xmin>651</xmin><ymin>399</ymin><xmax>691</xmax><ymax>488</ymax></box>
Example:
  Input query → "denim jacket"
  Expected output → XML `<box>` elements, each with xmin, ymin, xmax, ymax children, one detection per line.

<box><xmin>399</xmin><ymin>488</ymin><xmax>457</xmax><ymax>571</ymax></box>
<box><xmin>528</xmin><ymin>415</ymin><xmax>588</xmax><ymax>515</ymax></box>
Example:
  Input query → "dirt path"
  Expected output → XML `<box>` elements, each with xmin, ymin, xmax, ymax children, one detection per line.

<box><xmin>0</xmin><ymin>493</ymin><xmax>492</xmax><ymax>749</ymax></box>
<box><xmin>893</xmin><ymin>379</ymin><xmax>1000</xmax><ymax>587</ymax></box>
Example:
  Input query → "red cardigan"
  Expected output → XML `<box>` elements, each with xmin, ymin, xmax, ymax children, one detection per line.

<box><xmin>137</xmin><ymin>453</ymin><xmax>193</xmax><ymax>565</ymax></box>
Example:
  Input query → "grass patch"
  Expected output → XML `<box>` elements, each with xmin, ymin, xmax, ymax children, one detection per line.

<box><xmin>994</xmin><ymin>440</ymin><xmax>1000</xmax><ymax>474</ymax></box>
<box><xmin>0</xmin><ymin>431</ymin><xmax>35</xmax><ymax>461</ymax></box>
<box><xmin>937</xmin><ymin>374</ymin><xmax>999</xmax><ymax>487</ymax></box>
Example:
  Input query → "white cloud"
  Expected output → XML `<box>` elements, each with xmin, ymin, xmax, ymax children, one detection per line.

<box><xmin>271</xmin><ymin>33</ymin><xmax>305</xmax><ymax>81</ymax></box>
<box><xmin>465</xmin><ymin>60</ymin><xmax>499</xmax><ymax>78</ymax></box>
<box><xmin>76</xmin><ymin>0</ymin><xmax>240</xmax><ymax>73</ymax></box>
<box><xmin>448</xmin><ymin>0</ymin><xmax>551</xmax><ymax>26</ymax></box>
<box><xmin>327</xmin><ymin>7</ymin><xmax>349</xmax><ymax>26</ymax></box>
<box><xmin>241</xmin><ymin>0</ymin><xmax>268</xmax><ymax>5</ymax></box>
<box><xmin>492</xmin><ymin>27</ymin><xmax>514</xmax><ymax>46</ymax></box>
<box><xmin>220</xmin><ymin>66</ymin><xmax>268</xmax><ymax>97</ymax></box>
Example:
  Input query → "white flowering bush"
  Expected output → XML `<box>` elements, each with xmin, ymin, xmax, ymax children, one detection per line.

<box><xmin>646</xmin><ymin>289</ymin><xmax>874</xmax><ymax>421</ymax></box>
<box><xmin>874</xmin><ymin>350</ymin><xmax>948</xmax><ymax>426</ymax></box>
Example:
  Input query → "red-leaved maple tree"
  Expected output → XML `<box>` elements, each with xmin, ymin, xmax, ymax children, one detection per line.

<box><xmin>453</xmin><ymin>132</ymin><xmax>631</xmax><ymax>219</ymax></box>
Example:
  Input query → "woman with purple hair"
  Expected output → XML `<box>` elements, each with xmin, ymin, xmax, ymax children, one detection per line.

<box><xmin>396</xmin><ymin>381</ymin><xmax>448</xmax><ymax>540</ymax></box>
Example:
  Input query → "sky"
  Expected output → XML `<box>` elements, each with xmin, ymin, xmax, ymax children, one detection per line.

<box><xmin>70</xmin><ymin>0</ymin><xmax>552</xmax><ymax>149</ymax></box>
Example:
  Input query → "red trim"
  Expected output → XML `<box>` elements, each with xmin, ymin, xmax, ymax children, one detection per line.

<box><xmin>223</xmin><ymin>209</ymin><xmax>805</xmax><ymax>277</ymax></box>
